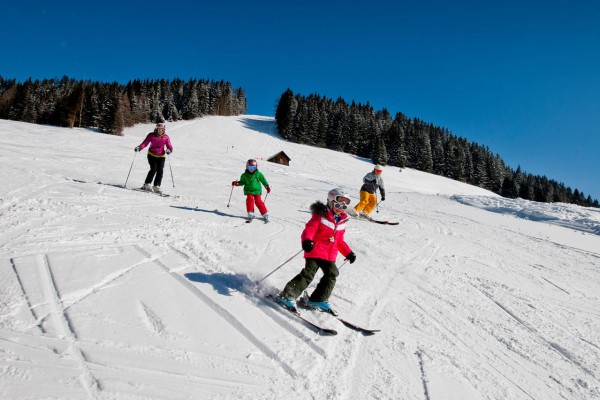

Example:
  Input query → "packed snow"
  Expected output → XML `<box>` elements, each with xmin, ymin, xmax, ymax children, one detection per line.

<box><xmin>0</xmin><ymin>116</ymin><xmax>599</xmax><ymax>400</ymax></box>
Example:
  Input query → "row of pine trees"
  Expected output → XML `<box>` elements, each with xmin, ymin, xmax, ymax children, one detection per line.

<box><xmin>275</xmin><ymin>89</ymin><xmax>598</xmax><ymax>208</ymax></box>
<box><xmin>0</xmin><ymin>76</ymin><xmax>596</xmax><ymax>207</ymax></box>
<box><xmin>0</xmin><ymin>76</ymin><xmax>247</xmax><ymax>135</ymax></box>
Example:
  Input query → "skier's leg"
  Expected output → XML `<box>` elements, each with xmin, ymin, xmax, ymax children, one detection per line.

<box><xmin>145</xmin><ymin>155</ymin><xmax>157</xmax><ymax>184</ymax></box>
<box><xmin>255</xmin><ymin>194</ymin><xmax>268</xmax><ymax>215</ymax></box>
<box><xmin>354</xmin><ymin>191</ymin><xmax>370</xmax><ymax>213</ymax></box>
<box><xmin>153</xmin><ymin>157</ymin><xmax>166</xmax><ymax>186</ymax></box>
<box><xmin>280</xmin><ymin>258</ymin><xmax>319</xmax><ymax>299</ymax></box>
<box><xmin>309</xmin><ymin>259</ymin><xmax>339</xmax><ymax>302</ymax></box>
<box><xmin>245</xmin><ymin>194</ymin><xmax>256</xmax><ymax>213</ymax></box>
<box><xmin>363</xmin><ymin>193</ymin><xmax>377</xmax><ymax>214</ymax></box>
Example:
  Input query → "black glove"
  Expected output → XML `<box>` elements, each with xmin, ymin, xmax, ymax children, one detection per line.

<box><xmin>134</xmin><ymin>146</ymin><xmax>141</xmax><ymax>152</ymax></box>
<box><xmin>346</xmin><ymin>252</ymin><xmax>356</xmax><ymax>264</ymax></box>
<box><xmin>381</xmin><ymin>196</ymin><xmax>385</xmax><ymax>201</ymax></box>
<box><xmin>166</xmin><ymin>149</ymin><xmax>172</xmax><ymax>155</ymax></box>
<box><xmin>302</xmin><ymin>239</ymin><xmax>314</xmax><ymax>252</ymax></box>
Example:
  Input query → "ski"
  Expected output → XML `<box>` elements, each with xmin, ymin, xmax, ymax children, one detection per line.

<box><xmin>265</xmin><ymin>295</ymin><xmax>337</xmax><ymax>336</ymax></box>
<box><xmin>332</xmin><ymin>316</ymin><xmax>381</xmax><ymax>336</ymax></box>
<box><xmin>298</xmin><ymin>295</ymin><xmax>380</xmax><ymax>336</ymax></box>
<box><xmin>132</xmin><ymin>188</ymin><xmax>171</xmax><ymax>198</ymax></box>
<box><xmin>370</xmin><ymin>219</ymin><xmax>399</xmax><ymax>225</ymax></box>
<box><xmin>349</xmin><ymin>215</ymin><xmax>398</xmax><ymax>225</ymax></box>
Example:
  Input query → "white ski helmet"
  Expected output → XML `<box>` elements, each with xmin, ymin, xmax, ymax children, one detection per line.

<box><xmin>374</xmin><ymin>164</ymin><xmax>383</xmax><ymax>171</ymax></box>
<box><xmin>327</xmin><ymin>188</ymin><xmax>351</xmax><ymax>209</ymax></box>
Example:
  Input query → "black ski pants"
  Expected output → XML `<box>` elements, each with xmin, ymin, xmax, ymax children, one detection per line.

<box><xmin>145</xmin><ymin>155</ymin><xmax>165</xmax><ymax>187</ymax></box>
<box><xmin>144</xmin><ymin>154</ymin><xmax>165</xmax><ymax>186</ymax></box>
<box><xmin>281</xmin><ymin>258</ymin><xmax>339</xmax><ymax>302</ymax></box>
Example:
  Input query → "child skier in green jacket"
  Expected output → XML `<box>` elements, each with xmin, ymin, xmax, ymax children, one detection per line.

<box><xmin>232</xmin><ymin>159</ymin><xmax>271</xmax><ymax>222</ymax></box>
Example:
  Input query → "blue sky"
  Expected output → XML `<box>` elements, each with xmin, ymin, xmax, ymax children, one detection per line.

<box><xmin>2</xmin><ymin>0</ymin><xmax>599</xmax><ymax>200</ymax></box>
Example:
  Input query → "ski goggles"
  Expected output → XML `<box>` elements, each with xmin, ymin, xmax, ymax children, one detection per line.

<box><xmin>246</xmin><ymin>166</ymin><xmax>257</xmax><ymax>171</ymax></box>
<box><xmin>332</xmin><ymin>196</ymin><xmax>350</xmax><ymax>210</ymax></box>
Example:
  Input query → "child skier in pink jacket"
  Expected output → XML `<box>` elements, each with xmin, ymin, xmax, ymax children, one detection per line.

<box><xmin>276</xmin><ymin>188</ymin><xmax>357</xmax><ymax>313</ymax></box>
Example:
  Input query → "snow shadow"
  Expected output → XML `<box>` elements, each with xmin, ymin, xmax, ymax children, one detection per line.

<box><xmin>170</xmin><ymin>206</ymin><xmax>248</xmax><ymax>220</ymax></box>
<box><xmin>185</xmin><ymin>272</ymin><xmax>253</xmax><ymax>296</ymax></box>
<box><xmin>239</xmin><ymin>117</ymin><xmax>280</xmax><ymax>138</ymax></box>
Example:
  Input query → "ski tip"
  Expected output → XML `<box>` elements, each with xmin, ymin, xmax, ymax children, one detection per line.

<box><xmin>320</xmin><ymin>329</ymin><xmax>338</xmax><ymax>336</ymax></box>
<box><xmin>360</xmin><ymin>330</ymin><xmax>380</xmax><ymax>336</ymax></box>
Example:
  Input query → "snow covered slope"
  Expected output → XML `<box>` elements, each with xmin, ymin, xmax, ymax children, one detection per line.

<box><xmin>1</xmin><ymin>116</ymin><xmax>599</xmax><ymax>399</ymax></box>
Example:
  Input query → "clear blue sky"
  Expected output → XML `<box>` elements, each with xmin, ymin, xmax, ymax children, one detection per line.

<box><xmin>2</xmin><ymin>0</ymin><xmax>599</xmax><ymax>200</ymax></box>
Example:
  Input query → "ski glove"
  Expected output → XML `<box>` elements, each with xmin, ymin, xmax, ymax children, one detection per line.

<box><xmin>166</xmin><ymin>149</ymin><xmax>172</xmax><ymax>155</ymax></box>
<box><xmin>380</xmin><ymin>196</ymin><xmax>385</xmax><ymax>201</ymax></box>
<box><xmin>302</xmin><ymin>239</ymin><xmax>314</xmax><ymax>252</ymax></box>
<box><xmin>266</xmin><ymin>186</ymin><xmax>271</xmax><ymax>193</ymax></box>
<box><xmin>345</xmin><ymin>252</ymin><xmax>357</xmax><ymax>264</ymax></box>
<box><xmin>134</xmin><ymin>146</ymin><xmax>141</xmax><ymax>152</ymax></box>
<box><xmin>231</xmin><ymin>181</ymin><xmax>240</xmax><ymax>186</ymax></box>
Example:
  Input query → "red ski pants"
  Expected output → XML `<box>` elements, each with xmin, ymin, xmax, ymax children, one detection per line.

<box><xmin>246</xmin><ymin>194</ymin><xmax>268</xmax><ymax>215</ymax></box>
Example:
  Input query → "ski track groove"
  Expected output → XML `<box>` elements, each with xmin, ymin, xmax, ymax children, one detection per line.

<box><xmin>134</xmin><ymin>245</ymin><xmax>299</xmax><ymax>378</ymax></box>
<box><xmin>41</xmin><ymin>253</ymin><xmax>101</xmax><ymax>399</ymax></box>
<box><xmin>541</xmin><ymin>277</ymin><xmax>571</xmax><ymax>295</ymax></box>
<box><xmin>8</xmin><ymin>258</ymin><xmax>44</xmax><ymax>334</ymax></box>
<box><xmin>477</xmin><ymin>288</ymin><xmax>599</xmax><ymax>382</ymax></box>
<box><xmin>415</xmin><ymin>348</ymin><xmax>431</xmax><ymax>400</ymax></box>
<box><xmin>407</xmin><ymin>297</ymin><xmax>537</xmax><ymax>400</ymax></box>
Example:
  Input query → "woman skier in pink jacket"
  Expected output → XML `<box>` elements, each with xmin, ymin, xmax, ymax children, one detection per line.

<box><xmin>134</xmin><ymin>122</ymin><xmax>173</xmax><ymax>194</ymax></box>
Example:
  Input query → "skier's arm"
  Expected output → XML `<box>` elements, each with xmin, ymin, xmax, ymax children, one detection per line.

<box><xmin>337</xmin><ymin>240</ymin><xmax>352</xmax><ymax>257</ymax></box>
<box><xmin>259</xmin><ymin>172</ymin><xmax>269</xmax><ymax>188</ymax></box>
<box><xmin>378</xmin><ymin>177</ymin><xmax>386</xmax><ymax>200</ymax></box>
<box><xmin>138</xmin><ymin>133</ymin><xmax>151</xmax><ymax>150</ymax></box>
<box><xmin>301</xmin><ymin>215</ymin><xmax>320</xmax><ymax>242</ymax></box>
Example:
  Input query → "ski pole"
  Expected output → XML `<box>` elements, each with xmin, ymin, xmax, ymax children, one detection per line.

<box><xmin>375</xmin><ymin>200</ymin><xmax>382</xmax><ymax>213</ymax></box>
<box><xmin>255</xmin><ymin>249</ymin><xmax>303</xmax><ymax>284</ymax></box>
<box><xmin>338</xmin><ymin>259</ymin><xmax>349</xmax><ymax>270</ymax></box>
<box><xmin>124</xmin><ymin>152</ymin><xmax>137</xmax><ymax>188</ymax></box>
<box><xmin>167</xmin><ymin>153</ymin><xmax>175</xmax><ymax>187</ymax></box>
<box><xmin>227</xmin><ymin>185</ymin><xmax>234</xmax><ymax>207</ymax></box>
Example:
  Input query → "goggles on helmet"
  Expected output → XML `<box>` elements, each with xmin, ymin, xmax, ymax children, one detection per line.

<box><xmin>246</xmin><ymin>165</ymin><xmax>257</xmax><ymax>171</ymax></box>
<box><xmin>331</xmin><ymin>196</ymin><xmax>350</xmax><ymax>210</ymax></box>
<box><xmin>374</xmin><ymin>169</ymin><xmax>382</xmax><ymax>175</ymax></box>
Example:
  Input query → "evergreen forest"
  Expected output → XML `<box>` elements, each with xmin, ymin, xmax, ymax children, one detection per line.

<box><xmin>0</xmin><ymin>76</ymin><xmax>247</xmax><ymax>135</ymax></box>
<box><xmin>275</xmin><ymin>89</ymin><xmax>599</xmax><ymax>208</ymax></box>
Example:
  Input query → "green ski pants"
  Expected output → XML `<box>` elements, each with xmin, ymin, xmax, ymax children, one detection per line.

<box><xmin>280</xmin><ymin>258</ymin><xmax>339</xmax><ymax>302</ymax></box>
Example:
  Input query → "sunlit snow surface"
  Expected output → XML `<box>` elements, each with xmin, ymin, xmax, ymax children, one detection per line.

<box><xmin>1</xmin><ymin>116</ymin><xmax>598</xmax><ymax>399</ymax></box>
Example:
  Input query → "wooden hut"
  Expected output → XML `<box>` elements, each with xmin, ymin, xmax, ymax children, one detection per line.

<box><xmin>267</xmin><ymin>151</ymin><xmax>291</xmax><ymax>166</ymax></box>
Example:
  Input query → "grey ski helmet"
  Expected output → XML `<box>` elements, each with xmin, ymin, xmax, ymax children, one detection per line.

<box><xmin>327</xmin><ymin>188</ymin><xmax>351</xmax><ymax>209</ymax></box>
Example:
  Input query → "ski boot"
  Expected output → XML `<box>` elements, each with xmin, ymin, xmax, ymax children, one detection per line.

<box><xmin>153</xmin><ymin>185</ymin><xmax>162</xmax><ymax>194</ymax></box>
<box><xmin>305</xmin><ymin>299</ymin><xmax>337</xmax><ymax>316</ymax></box>
<box><xmin>142</xmin><ymin>183</ymin><xmax>152</xmax><ymax>191</ymax></box>
<box><xmin>262</xmin><ymin>214</ymin><xmax>270</xmax><ymax>223</ymax></box>
<box><xmin>275</xmin><ymin>296</ymin><xmax>298</xmax><ymax>313</ymax></box>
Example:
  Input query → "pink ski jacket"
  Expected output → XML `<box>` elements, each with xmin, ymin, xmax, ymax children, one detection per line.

<box><xmin>138</xmin><ymin>132</ymin><xmax>173</xmax><ymax>157</ymax></box>
<box><xmin>301</xmin><ymin>201</ymin><xmax>352</xmax><ymax>262</ymax></box>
